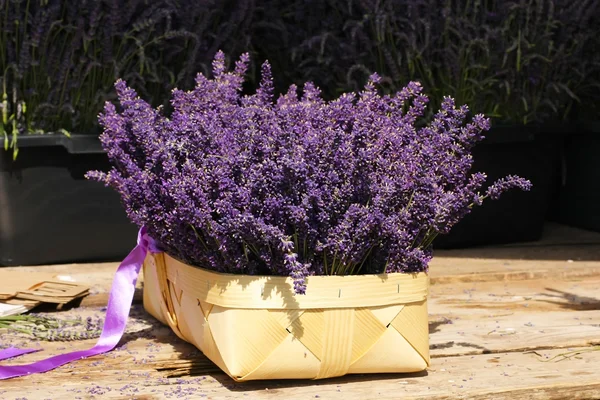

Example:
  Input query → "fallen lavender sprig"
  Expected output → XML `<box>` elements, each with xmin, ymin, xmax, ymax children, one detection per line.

<box><xmin>0</xmin><ymin>314</ymin><xmax>104</xmax><ymax>342</ymax></box>
<box><xmin>88</xmin><ymin>51</ymin><xmax>531</xmax><ymax>294</ymax></box>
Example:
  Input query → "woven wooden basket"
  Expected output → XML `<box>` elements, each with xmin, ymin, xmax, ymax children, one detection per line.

<box><xmin>142</xmin><ymin>252</ymin><xmax>430</xmax><ymax>381</ymax></box>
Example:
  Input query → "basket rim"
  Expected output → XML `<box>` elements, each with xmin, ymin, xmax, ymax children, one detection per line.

<box><xmin>145</xmin><ymin>252</ymin><xmax>429</xmax><ymax>310</ymax></box>
<box><xmin>161</xmin><ymin>251</ymin><xmax>428</xmax><ymax>281</ymax></box>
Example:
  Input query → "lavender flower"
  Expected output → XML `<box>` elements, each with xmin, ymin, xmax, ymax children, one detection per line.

<box><xmin>1</xmin><ymin>314</ymin><xmax>104</xmax><ymax>342</ymax></box>
<box><xmin>486</xmin><ymin>175</ymin><xmax>533</xmax><ymax>200</ymax></box>
<box><xmin>88</xmin><ymin>52</ymin><xmax>531</xmax><ymax>294</ymax></box>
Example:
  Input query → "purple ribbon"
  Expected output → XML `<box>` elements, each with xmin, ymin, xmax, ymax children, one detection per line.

<box><xmin>0</xmin><ymin>227</ymin><xmax>157</xmax><ymax>379</ymax></box>
<box><xmin>0</xmin><ymin>347</ymin><xmax>41</xmax><ymax>360</ymax></box>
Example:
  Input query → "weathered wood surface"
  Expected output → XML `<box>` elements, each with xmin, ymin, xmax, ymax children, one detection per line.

<box><xmin>1</xmin><ymin>223</ymin><xmax>600</xmax><ymax>399</ymax></box>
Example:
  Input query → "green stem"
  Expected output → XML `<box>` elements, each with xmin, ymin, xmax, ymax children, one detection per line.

<box><xmin>242</xmin><ymin>241</ymin><xmax>249</xmax><ymax>263</ymax></box>
<box><xmin>331</xmin><ymin>250</ymin><xmax>338</xmax><ymax>275</ymax></box>
<box><xmin>352</xmin><ymin>244</ymin><xmax>375</xmax><ymax>275</ymax></box>
<box><xmin>189</xmin><ymin>224</ymin><xmax>209</xmax><ymax>252</ymax></box>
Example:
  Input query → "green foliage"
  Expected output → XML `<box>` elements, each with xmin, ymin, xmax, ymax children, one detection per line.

<box><xmin>252</xmin><ymin>0</ymin><xmax>598</xmax><ymax>125</ymax></box>
<box><xmin>1</xmin><ymin>0</ymin><xmax>597</xmax><ymax>158</ymax></box>
<box><xmin>0</xmin><ymin>0</ymin><xmax>256</xmax><ymax>156</ymax></box>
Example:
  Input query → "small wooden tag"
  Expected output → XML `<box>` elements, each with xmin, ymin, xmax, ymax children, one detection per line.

<box><xmin>16</xmin><ymin>280</ymin><xmax>90</xmax><ymax>304</ymax></box>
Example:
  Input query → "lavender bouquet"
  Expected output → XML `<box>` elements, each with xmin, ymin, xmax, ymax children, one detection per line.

<box><xmin>88</xmin><ymin>52</ymin><xmax>530</xmax><ymax>294</ymax></box>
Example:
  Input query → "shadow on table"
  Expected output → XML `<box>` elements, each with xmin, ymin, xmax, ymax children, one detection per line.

<box><xmin>202</xmin><ymin>370</ymin><xmax>429</xmax><ymax>393</ymax></box>
<box><xmin>429</xmin><ymin>318</ymin><xmax>453</xmax><ymax>334</ymax></box>
<box><xmin>429</xmin><ymin>340</ymin><xmax>490</xmax><ymax>353</ymax></box>
<box><xmin>538</xmin><ymin>288</ymin><xmax>600</xmax><ymax>311</ymax></box>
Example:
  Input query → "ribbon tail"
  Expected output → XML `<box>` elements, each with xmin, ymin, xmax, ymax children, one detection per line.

<box><xmin>0</xmin><ymin>228</ymin><xmax>148</xmax><ymax>380</ymax></box>
<box><xmin>0</xmin><ymin>347</ymin><xmax>41</xmax><ymax>362</ymax></box>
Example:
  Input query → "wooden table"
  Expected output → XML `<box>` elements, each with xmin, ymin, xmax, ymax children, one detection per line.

<box><xmin>1</xmin><ymin>224</ymin><xmax>600</xmax><ymax>399</ymax></box>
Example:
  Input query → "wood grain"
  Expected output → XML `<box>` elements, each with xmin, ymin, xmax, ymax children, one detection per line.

<box><xmin>2</xmin><ymin>332</ymin><xmax>599</xmax><ymax>399</ymax></box>
<box><xmin>1</xmin><ymin>223</ymin><xmax>600</xmax><ymax>399</ymax></box>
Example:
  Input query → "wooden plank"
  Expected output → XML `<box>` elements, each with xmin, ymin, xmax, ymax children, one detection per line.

<box><xmin>74</xmin><ymin>261</ymin><xmax>600</xmax><ymax>308</ymax></box>
<box><xmin>2</xmin><ymin>225</ymin><xmax>599</xmax><ymax>398</ymax></box>
<box><xmin>430</xmin><ymin>309</ymin><xmax>600</xmax><ymax>357</ymax></box>
<box><xmin>1</xmin><ymin>334</ymin><xmax>598</xmax><ymax>399</ymax></box>
<box><xmin>5</xmin><ymin>278</ymin><xmax>599</xmax><ymax>361</ymax></box>
<box><xmin>429</xmin><ymin>258</ymin><xmax>600</xmax><ymax>284</ymax></box>
<box><xmin>1</xmin><ymin>273</ymin><xmax>599</xmax><ymax>399</ymax></box>
<box><xmin>428</xmin><ymin>277</ymin><xmax>600</xmax><ymax>357</ymax></box>
<box><xmin>4</xmin><ymin>253</ymin><xmax>598</xmax><ymax>285</ymax></box>
<box><xmin>3</xmin><ymin>251</ymin><xmax>600</xmax><ymax>309</ymax></box>
<box><xmin>429</xmin><ymin>278</ymin><xmax>600</xmax><ymax>320</ymax></box>
<box><xmin>430</xmin><ymin>223</ymin><xmax>600</xmax><ymax>283</ymax></box>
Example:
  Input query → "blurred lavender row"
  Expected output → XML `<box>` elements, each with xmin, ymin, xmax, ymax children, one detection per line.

<box><xmin>1</xmin><ymin>0</ymin><xmax>598</xmax><ymax>148</ymax></box>
<box><xmin>255</xmin><ymin>0</ymin><xmax>600</xmax><ymax>124</ymax></box>
<box><xmin>0</xmin><ymin>0</ymin><xmax>254</xmax><ymax>142</ymax></box>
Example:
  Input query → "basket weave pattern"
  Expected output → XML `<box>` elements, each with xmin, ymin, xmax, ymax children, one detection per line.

<box><xmin>143</xmin><ymin>252</ymin><xmax>430</xmax><ymax>381</ymax></box>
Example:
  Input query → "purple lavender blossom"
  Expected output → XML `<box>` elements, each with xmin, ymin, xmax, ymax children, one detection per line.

<box><xmin>486</xmin><ymin>175</ymin><xmax>533</xmax><ymax>200</ymax></box>
<box><xmin>88</xmin><ymin>52</ymin><xmax>531</xmax><ymax>294</ymax></box>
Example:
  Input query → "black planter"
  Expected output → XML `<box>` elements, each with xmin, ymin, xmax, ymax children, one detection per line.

<box><xmin>0</xmin><ymin>134</ymin><xmax>138</xmax><ymax>266</ymax></box>
<box><xmin>551</xmin><ymin>121</ymin><xmax>600</xmax><ymax>232</ymax></box>
<box><xmin>434</xmin><ymin>125</ymin><xmax>562</xmax><ymax>249</ymax></box>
